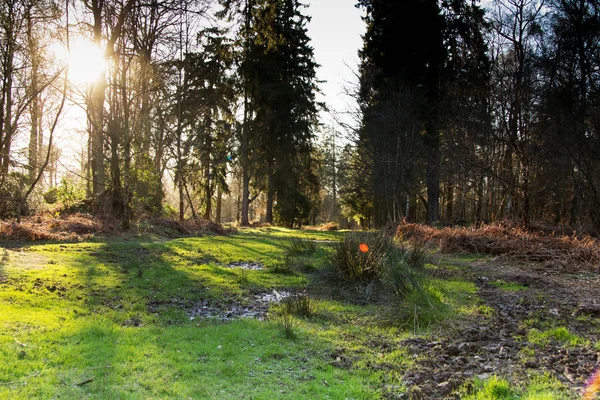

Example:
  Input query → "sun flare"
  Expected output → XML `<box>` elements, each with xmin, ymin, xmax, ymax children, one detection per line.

<box><xmin>53</xmin><ymin>37</ymin><xmax>107</xmax><ymax>84</ymax></box>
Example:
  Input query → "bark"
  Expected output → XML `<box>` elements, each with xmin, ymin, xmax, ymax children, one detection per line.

<box><xmin>265</xmin><ymin>162</ymin><xmax>273</xmax><ymax>223</ymax></box>
<box><xmin>425</xmin><ymin>121</ymin><xmax>440</xmax><ymax>225</ymax></box>
<box><xmin>215</xmin><ymin>185</ymin><xmax>222</xmax><ymax>224</ymax></box>
<box><xmin>445</xmin><ymin>182</ymin><xmax>453</xmax><ymax>222</ymax></box>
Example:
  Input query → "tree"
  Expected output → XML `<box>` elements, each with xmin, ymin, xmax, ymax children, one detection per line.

<box><xmin>489</xmin><ymin>0</ymin><xmax>546</xmax><ymax>228</ymax></box>
<box><xmin>183</xmin><ymin>27</ymin><xmax>236</xmax><ymax>221</ymax></box>
<box><xmin>83</xmin><ymin>0</ymin><xmax>136</xmax><ymax>214</ymax></box>
<box><xmin>356</xmin><ymin>0</ymin><xmax>489</xmax><ymax>227</ymax></box>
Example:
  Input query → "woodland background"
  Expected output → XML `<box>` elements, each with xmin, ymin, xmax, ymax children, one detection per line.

<box><xmin>1</xmin><ymin>0</ymin><xmax>599</xmax><ymax>233</ymax></box>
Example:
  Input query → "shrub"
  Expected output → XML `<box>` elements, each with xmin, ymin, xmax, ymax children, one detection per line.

<box><xmin>328</xmin><ymin>231</ymin><xmax>446</xmax><ymax>328</ymax></box>
<box><xmin>282</xmin><ymin>291</ymin><xmax>314</xmax><ymax>318</ymax></box>
<box><xmin>396</xmin><ymin>221</ymin><xmax>600</xmax><ymax>272</ymax></box>
<box><xmin>329</xmin><ymin>231</ymin><xmax>393</xmax><ymax>282</ymax></box>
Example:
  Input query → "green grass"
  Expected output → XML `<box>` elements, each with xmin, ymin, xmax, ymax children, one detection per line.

<box><xmin>489</xmin><ymin>280</ymin><xmax>528</xmax><ymax>291</ymax></box>
<box><xmin>0</xmin><ymin>230</ymin><xmax>587</xmax><ymax>399</ymax></box>
<box><xmin>0</xmin><ymin>229</ymin><xmax>375</xmax><ymax>399</ymax></box>
<box><xmin>463</xmin><ymin>373</ymin><xmax>571</xmax><ymax>399</ymax></box>
<box><xmin>527</xmin><ymin>326</ymin><xmax>590</xmax><ymax>348</ymax></box>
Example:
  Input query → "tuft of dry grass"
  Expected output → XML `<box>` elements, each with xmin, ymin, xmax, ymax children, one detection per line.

<box><xmin>0</xmin><ymin>213</ymin><xmax>115</xmax><ymax>241</ymax></box>
<box><xmin>396</xmin><ymin>222</ymin><xmax>600</xmax><ymax>272</ymax></box>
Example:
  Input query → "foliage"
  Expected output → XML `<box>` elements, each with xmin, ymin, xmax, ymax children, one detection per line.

<box><xmin>327</xmin><ymin>231</ymin><xmax>443</xmax><ymax>326</ymax></box>
<box><xmin>238</xmin><ymin>0</ymin><xmax>321</xmax><ymax>226</ymax></box>
<box><xmin>43</xmin><ymin>178</ymin><xmax>86</xmax><ymax>209</ymax></box>
<box><xmin>329</xmin><ymin>231</ymin><xmax>394</xmax><ymax>282</ymax></box>
<box><xmin>285</xmin><ymin>237</ymin><xmax>317</xmax><ymax>255</ymax></box>
<box><xmin>528</xmin><ymin>327</ymin><xmax>590</xmax><ymax>348</ymax></box>
<box><xmin>0</xmin><ymin>172</ymin><xmax>28</xmax><ymax>218</ymax></box>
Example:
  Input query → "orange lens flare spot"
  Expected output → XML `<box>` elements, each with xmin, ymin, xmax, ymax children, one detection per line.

<box><xmin>359</xmin><ymin>243</ymin><xmax>369</xmax><ymax>253</ymax></box>
<box><xmin>583</xmin><ymin>368</ymin><xmax>600</xmax><ymax>400</ymax></box>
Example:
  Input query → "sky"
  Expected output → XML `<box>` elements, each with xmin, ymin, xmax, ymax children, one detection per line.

<box><xmin>304</xmin><ymin>0</ymin><xmax>365</xmax><ymax>131</ymax></box>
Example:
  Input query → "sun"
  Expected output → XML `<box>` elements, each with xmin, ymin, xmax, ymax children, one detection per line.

<box><xmin>66</xmin><ymin>38</ymin><xmax>107</xmax><ymax>84</ymax></box>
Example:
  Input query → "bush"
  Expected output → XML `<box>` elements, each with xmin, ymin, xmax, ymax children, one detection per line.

<box><xmin>281</xmin><ymin>291</ymin><xmax>314</xmax><ymax>318</ymax></box>
<box><xmin>329</xmin><ymin>231</ymin><xmax>395</xmax><ymax>282</ymax></box>
<box><xmin>328</xmin><ymin>231</ymin><xmax>445</xmax><ymax>328</ymax></box>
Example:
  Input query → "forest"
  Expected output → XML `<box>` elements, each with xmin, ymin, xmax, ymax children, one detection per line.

<box><xmin>0</xmin><ymin>0</ymin><xmax>599</xmax><ymax>232</ymax></box>
<box><xmin>1</xmin><ymin>2</ymin><xmax>600</xmax><ymax>399</ymax></box>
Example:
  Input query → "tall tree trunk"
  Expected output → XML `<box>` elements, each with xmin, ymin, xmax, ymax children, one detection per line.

<box><xmin>265</xmin><ymin>162</ymin><xmax>273</xmax><ymax>223</ymax></box>
<box><xmin>89</xmin><ymin>1</ymin><xmax>105</xmax><ymax>211</ymax></box>
<box><xmin>1</xmin><ymin>10</ymin><xmax>15</xmax><ymax>176</ymax></box>
<box><xmin>215</xmin><ymin>185</ymin><xmax>222</xmax><ymax>224</ymax></box>
<box><xmin>426</xmin><ymin>121</ymin><xmax>440</xmax><ymax>225</ymax></box>
<box><xmin>27</xmin><ymin>11</ymin><xmax>42</xmax><ymax>181</ymax></box>
<box><xmin>178</xmin><ymin>173</ymin><xmax>184</xmax><ymax>222</ymax></box>
<box><xmin>240</xmin><ymin>0</ymin><xmax>253</xmax><ymax>227</ymax></box>
<box><xmin>445</xmin><ymin>181</ymin><xmax>453</xmax><ymax>222</ymax></box>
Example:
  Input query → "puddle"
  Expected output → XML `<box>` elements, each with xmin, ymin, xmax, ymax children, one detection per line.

<box><xmin>150</xmin><ymin>290</ymin><xmax>292</xmax><ymax>322</ymax></box>
<box><xmin>223</xmin><ymin>261</ymin><xmax>265</xmax><ymax>270</ymax></box>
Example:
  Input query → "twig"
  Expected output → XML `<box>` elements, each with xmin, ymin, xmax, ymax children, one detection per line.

<box><xmin>0</xmin><ymin>370</ymin><xmax>41</xmax><ymax>386</ymax></box>
<box><xmin>76</xmin><ymin>378</ymin><xmax>94</xmax><ymax>386</ymax></box>
<box><xmin>14</xmin><ymin>338</ymin><xmax>39</xmax><ymax>349</ymax></box>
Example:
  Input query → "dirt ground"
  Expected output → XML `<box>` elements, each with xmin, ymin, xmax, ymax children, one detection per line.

<box><xmin>397</xmin><ymin>256</ymin><xmax>600</xmax><ymax>399</ymax></box>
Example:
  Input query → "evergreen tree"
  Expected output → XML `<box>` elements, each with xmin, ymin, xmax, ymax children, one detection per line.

<box><xmin>237</xmin><ymin>0</ymin><xmax>320</xmax><ymax>226</ymax></box>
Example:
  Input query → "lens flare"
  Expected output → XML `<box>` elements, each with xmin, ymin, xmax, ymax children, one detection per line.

<box><xmin>359</xmin><ymin>243</ymin><xmax>369</xmax><ymax>253</ymax></box>
<box><xmin>584</xmin><ymin>367</ymin><xmax>600</xmax><ymax>400</ymax></box>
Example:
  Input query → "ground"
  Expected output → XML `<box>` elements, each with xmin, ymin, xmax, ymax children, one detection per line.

<box><xmin>399</xmin><ymin>255</ymin><xmax>599</xmax><ymax>399</ymax></box>
<box><xmin>0</xmin><ymin>227</ymin><xmax>598</xmax><ymax>399</ymax></box>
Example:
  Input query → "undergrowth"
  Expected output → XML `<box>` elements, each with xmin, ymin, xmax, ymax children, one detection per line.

<box><xmin>327</xmin><ymin>231</ymin><xmax>445</xmax><ymax>328</ymax></box>
<box><xmin>397</xmin><ymin>221</ymin><xmax>600</xmax><ymax>272</ymax></box>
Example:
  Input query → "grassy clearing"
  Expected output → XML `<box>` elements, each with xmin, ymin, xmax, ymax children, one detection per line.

<box><xmin>0</xmin><ymin>228</ymin><xmax>375</xmax><ymax>399</ymax></box>
<box><xmin>0</xmin><ymin>227</ymin><xmax>590</xmax><ymax>398</ymax></box>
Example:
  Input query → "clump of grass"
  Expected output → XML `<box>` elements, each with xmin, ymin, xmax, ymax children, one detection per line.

<box><xmin>285</xmin><ymin>237</ymin><xmax>317</xmax><ymax>255</ymax></box>
<box><xmin>269</xmin><ymin>259</ymin><xmax>295</xmax><ymax>275</ymax></box>
<box><xmin>270</xmin><ymin>238</ymin><xmax>319</xmax><ymax>274</ymax></box>
<box><xmin>489</xmin><ymin>280</ymin><xmax>528</xmax><ymax>291</ymax></box>
<box><xmin>466</xmin><ymin>375</ymin><xmax>518</xmax><ymax>399</ymax></box>
<box><xmin>238</xmin><ymin>268</ymin><xmax>249</xmax><ymax>283</ymax></box>
<box><xmin>528</xmin><ymin>326</ymin><xmax>590</xmax><ymax>347</ymax></box>
<box><xmin>328</xmin><ymin>231</ymin><xmax>445</xmax><ymax>328</ymax></box>
<box><xmin>329</xmin><ymin>231</ymin><xmax>392</xmax><ymax>282</ymax></box>
<box><xmin>282</xmin><ymin>291</ymin><xmax>314</xmax><ymax>318</ymax></box>
<box><xmin>272</xmin><ymin>306</ymin><xmax>296</xmax><ymax>339</ymax></box>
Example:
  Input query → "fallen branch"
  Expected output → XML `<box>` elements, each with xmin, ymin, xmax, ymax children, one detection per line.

<box><xmin>576</xmin><ymin>303</ymin><xmax>600</xmax><ymax>316</ymax></box>
<box><xmin>76</xmin><ymin>378</ymin><xmax>94</xmax><ymax>386</ymax></box>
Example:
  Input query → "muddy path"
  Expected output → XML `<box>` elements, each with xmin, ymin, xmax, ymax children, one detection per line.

<box><xmin>397</xmin><ymin>257</ymin><xmax>600</xmax><ymax>399</ymax></box>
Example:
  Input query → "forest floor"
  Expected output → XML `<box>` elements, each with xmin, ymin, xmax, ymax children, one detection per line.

<box><xmin>0</xmin><ymin>225</ymin><xmax>598</xmax><ymax>399</ymax></box>
<box><xmin>398</xmin><ymin>254</ymin><xmax>600</xmax><ymax>399</ymax></box>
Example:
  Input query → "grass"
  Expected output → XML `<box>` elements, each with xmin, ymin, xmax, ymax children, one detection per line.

<box><xmin>0</xmin><ymin>227</ymin><xmax>589</xmax><ymax>398</ymax></box>
<box><xmin>489</xmin><ymin>280</ymin><xmax>529</xmax><ymax>291</ymax></box>
<box><xmin>527</xmin><ymin>326</ymin><xmax>590</xmax><ymax>348</ymax></box>
<box><xmin>463</xmin><ymin>373</ymin><xmax>571</xmax><ymax>399</ymax></box>
<box><xmin>0</xmin><ymin>229</ymin><xmax>377</xmax><ymax>399</ymax></box>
